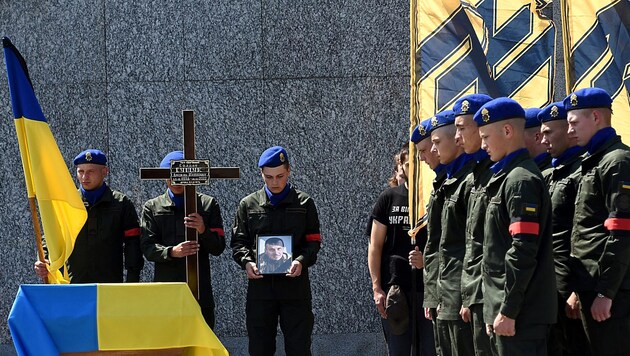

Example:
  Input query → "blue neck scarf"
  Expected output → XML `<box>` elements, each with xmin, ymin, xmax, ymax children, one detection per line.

<box><xmin>586</xmin><ymin>127</ymin><xmax>616</xmax><ymax>155</ymax></box>
<box><xmin>434</xmin><ymin>164</ymin><xmax>446</xmax><ymax>175</ymax></box>
<box><xmin>265</xmin><ymin>183</ymin><xmax>291</xmax><ymax>206</ymax></box>
<box><xmin>168</xmin><ymin>188</ymin><xmax>184</xmax><ymax>208</ymax></box>
<box><xmin>81</xmin><ymin>183</ymin><xmax>108</xmax><ymax>207</ymax></box>
<box><xmin>552</xmin><ymin>146</ymin><xmax>583</xmax><ymax>167</ymax></box>
<box><xmin>534</xmin><ymin>152</ymin><xmax>550</xmax><ymax>166</ymax></box>
<box><xmin>490</xmin><ymin>148</ymin><xmax>527</xmax><ymax>174</ymax></box>
<box><xmin>445</xmin><ymin>153</ymin><xmax>475</xmax><ymax>179</ymax></box>
<box><xmin>471</xmin><ymin>149</ymin><xmax>488</xmax><ymax>163</ymax></box>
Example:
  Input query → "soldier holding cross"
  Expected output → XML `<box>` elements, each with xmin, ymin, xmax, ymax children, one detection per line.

<box><xmin>140</xmin><ymin>150</ymin><xmax>226</xmax><ymax>329</ymax></box>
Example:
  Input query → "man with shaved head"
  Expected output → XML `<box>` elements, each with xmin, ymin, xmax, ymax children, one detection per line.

<box><xmin>475</xmin><ymin>98</ymin><xmax>556</xmax><ymax>355</ymax></box>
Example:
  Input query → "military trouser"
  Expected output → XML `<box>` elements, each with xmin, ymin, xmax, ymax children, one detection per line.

<box><xmin>428</xmin><ymin>308</ymin><xmax>442</xmax><ymax>356</ymax></box>
<box><xmin>547</xmin><ymin>295</ymin><xmax>590</xmax><ymax>356</ymax></box>
<box><xmin>468</xmin><ymin>303</ymin><xmax>492</xmax><ymax>356</ymax></box>
<box><xmin>490</xmin><ymin>324</ymin><xmax>549</xmax><ymax>356</ymax></box>
<box><xmin>436</xmin><ymin>316</ymin><xmax>475</xmax><ymax>356</ymax></box>
<box><xmin>578</xmin><ymin>290</ymin><xmax>630</xmax><ymax>356</ymax></box>
<box><xmin>246</xmin><ymin>298</ymin><xmax>314</xmax><ymax>356</ymax></box>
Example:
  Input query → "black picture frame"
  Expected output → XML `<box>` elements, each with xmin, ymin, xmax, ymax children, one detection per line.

<box><xmin>256</xmin><ymin>235</ymin><xmax>293</xmax><ymax>274</ymax></box>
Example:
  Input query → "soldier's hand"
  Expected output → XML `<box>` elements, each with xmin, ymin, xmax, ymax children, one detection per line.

<box><xmin>245</xmin><ymin>262</ymin><xmax>263</xmax><ymax>279</ymax></box>
<box><xmin>460</xmin><ymin>306</ymin><xmax>471</xmax><ymax>323</ymax></box>
<box><xmin>408</xmin><ymin>246</ymin><xmax>424</xmax><ymax>269</ymax></box>
<box><xmin>424</xmin><ymin>307</ymin><xmax>432</xmax><ymax>321</ymax></box>
<box><xmin>565</xmin><ymin>292</ymin><xmax>581</xmax><ymax>319</ymax></box>
<box><xmin>591</xmin><ymin>294</ymin><xmax>612</xmax><ymax>322</ymax></box>
<box><xmin>286</xmin><ymin>260</ymin><xmax>303</xmax><ymax>278</ymax></box>
<box><xmin>493</xmin><ymin>313</ymin><xmax>516</xmax><ymax>336</ymax></box>
<box><xmin>373</xmin><ymin>287</ymin><xmax>387</xmax><ymax>319</ymax></box>
<box><xmin>34</xmin><ymin>260</ymin><xmax>49</xmax><ymax>279</ymax></box>
<box><xmin>184</xmin><ymin>213</ymin><xmax>206</xmax><ymax>234</ymax></box>
<box><xmin>170</xmin><ymin>241</ymin><xmax>200</xmax><ymax>258</ymax></box>
<box><xmin>485</xmin><ymin>324</ymin><xmax>493</xmax><ymax>336</ymax></box>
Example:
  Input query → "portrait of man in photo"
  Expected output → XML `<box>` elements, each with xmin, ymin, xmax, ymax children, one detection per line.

<box><xmin>258</xmin><ymin>236</ymin><xmax>292</xmax><ymax>274</ymax></box>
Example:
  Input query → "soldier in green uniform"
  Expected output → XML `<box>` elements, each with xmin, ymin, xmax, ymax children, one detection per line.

<box><xmin>564</xmin><ymin>87</ymin><xmax>630</xmax><ymax>355</ymax></box>
<box><xmin>524</xmin><ymin>107</ymin><xmax>552</xmax><ymax>171</ymax></box>
<box><xmin>538</xmin><ymin>102</ymin><xmax>590</xmax><ymax>356</ymax></box>
<box><xmin>34</xmin><ymin>149</ymin><xmax>144</xmax><ymax>283</ymax></box>
<box><xmin>453</xmin><ymin>93</ymin><xmax>494</xmax><ymax>356</ymax></box>
<box><xmin>231</xmin><ymin>146</ymin><xmax>322</xmax><ymax>356</ymax></box>
<box><xmin>475</xmin><ymin>98</ymin><xmax>557</xmax><ymax>355</ymax></box>
<box><xmin>411</xmin><ymin>116</ymin><xmax>445</xmax><ymax>355</ymax></box>
<box><xmin>141</xmin><ymin>151</ymin><xmax>226</xmax><ymax>328</ymax></box>
<box><xmin>430</xmin><ymin>110</ymin><xmax>476</xmax><ymax>355</ymax></box>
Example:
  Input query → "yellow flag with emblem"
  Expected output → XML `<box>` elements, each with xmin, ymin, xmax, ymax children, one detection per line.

<box><xmin>561</xmin><ymin>0</ymin><xmax>630</xmax><ymax>142</ymax></box>
<box><xmin>409</xmin><ymin>0</ymin><xmax>555</xmax><ymax>231</ymax></box>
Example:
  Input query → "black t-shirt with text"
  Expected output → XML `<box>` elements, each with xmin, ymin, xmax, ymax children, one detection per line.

<box><xmin>371</xmin><ymin>184</ymin><xmax>423</xmax><ymax>292</ymax></box>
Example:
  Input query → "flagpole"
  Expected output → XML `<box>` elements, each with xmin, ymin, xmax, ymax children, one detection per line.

<box><xmin>410</xmin><ymin>0</ymin><xmax>419</xmax><ymax>353</ymax></box>
<box><xmin>28</xmin><ymin>197</ymin><xmax>48</xmax><ymax>284</ymax></box>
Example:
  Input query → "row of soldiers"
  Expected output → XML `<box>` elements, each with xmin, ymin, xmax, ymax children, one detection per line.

<box><xmin>409</xmin><ymin>88</ymin><xmax>630</xmax><ymax>356</ymax></box>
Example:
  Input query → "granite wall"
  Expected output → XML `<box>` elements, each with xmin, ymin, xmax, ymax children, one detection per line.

<box><xmin>0</xmin><ymin>1</ymin><xmax>408</xmax><ymax>354</ymax></box>
<box><xmin>0</xmin><ymin>1</ymin><xmax>568</xmax><ymax>355</ymax></box>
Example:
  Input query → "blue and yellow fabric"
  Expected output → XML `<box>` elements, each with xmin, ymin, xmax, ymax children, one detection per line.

<box><xmin>561</xmin><ymin>0</ymin><xmax>630</xmax><ymax>143</ymax></box>
<box><xmin>3</xmin><ymin>37</ymin><xmax>87</xmax><ymax>284</ymax></box>
<box><xmin>8</xmin><ymin>283</ymin><xmax>228</xmax><ymax>356</ymax></box>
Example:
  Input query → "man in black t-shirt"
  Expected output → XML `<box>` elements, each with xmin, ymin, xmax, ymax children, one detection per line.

<box><xmin>368</xmin><ymin>143</ymin><xmax>435</xmax><ymax>356</ymax></box>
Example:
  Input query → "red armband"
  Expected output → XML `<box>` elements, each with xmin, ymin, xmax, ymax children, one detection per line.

<box><xmin>604</xmin><ymin>218</ymin><xmax>630</xmax><ymax>231</ymax></box>
<box><xmin>508</xmin><ymin>222</ymin><xmax>539</xmax><ymax>236</ymax></box>
<box><xmin>124</xmin><ymin>227</ymin><xmax>141</xmax><ymax>237</ymax></box>
<box><xmin>305</xmin><ymin>233</ymin><xmax>321</xmax><ymax>242</ymax></box>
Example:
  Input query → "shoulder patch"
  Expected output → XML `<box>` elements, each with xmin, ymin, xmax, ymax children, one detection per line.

<box><xmin>523</xmin><ymin>203</ymin><xmax>538</xmax><ymax>216</ymax></box>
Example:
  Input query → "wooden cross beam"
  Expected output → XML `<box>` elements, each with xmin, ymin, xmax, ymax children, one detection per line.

<box><xmin>139</xmin><ymin>110</ymin><xmax>240</xmax><ymax>300</ymax></box>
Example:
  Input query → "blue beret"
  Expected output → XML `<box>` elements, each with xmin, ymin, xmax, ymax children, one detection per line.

<box><xmin>160</xmin><ymin>151</ymin><xmax>184</xmax><ymax>168</ymax></box>
<box><xmin>564</xmin><ymin>87</ymin><xmax>612</xmax><ymax>111</ymax></box>
<box><xmin>410</xmin><ymin>118</ymin><xmax>433</xmax><ymax>144</ymax></box>
<box><xmin>538</xmin><ymin>102</ymin><xmax>567</xmax><ymax>123</ymax></box>
<box><xmin>258</xmin><ymin>146</ymin><xmax>289</xmax><ymax>168</ymax></box>
<box><xmin>453</xmin><ymin>94</ymin><xmax>493</xmax><ymax>117</ymax></box>
<box><xmin>431</xmin><ymin>109</ymin><xmax>456</xmax><ymax>130</ymax></box>
<box><xmin>73</xmin><ymin>149</ymin><xmax>107</xmax><ymax>166</ymax></box>
<box><xmin>473</xmin><ymin>97</ymin><xmax>525</xmax><ymax>127</ymax></box>
<box><xmin>524</xmin><ymin>108</ymin><xmax>542</xmax><ymax>129</ymax></box>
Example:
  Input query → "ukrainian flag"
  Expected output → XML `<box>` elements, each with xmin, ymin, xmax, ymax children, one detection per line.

<box><xmin>8</xmin><ymin>283</ymin><xmax>228</xmax><ymax>355</ymax></box>
<box><xmin>3</xmin><ymin>37</ymin><xmax>87</xmax><ymax>283</ymax></box>
<box><xmin>561</xmin><ymin>0</ymin><xmax>630</xmax><ymax>142</ymax></box>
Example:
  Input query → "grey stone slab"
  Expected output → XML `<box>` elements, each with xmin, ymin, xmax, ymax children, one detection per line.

<box><xmin>105</xmin><ymin>1</ymin><xmax>184</xmax><ymax>82</ymax></box>
<box><xmin>27</xmin><ymin>1</ymin><xmax>106</xmax><ymax>84</ymax></box>
<box><xmin>184</xmin><ymin>0</ymin><xmax>263</xmax><ymax>80</ymax></box>
<box><xmin>1</xmin><ymin>2</ymin><xmax>106</xmax><ymax>84</ymax></box>
<box><xmin>262</xmin><ymin>1</ymin><xmax>409</xmax><ymax>79</ymax></box>
<box><xmin>0</xmin><ymin>344</ymin><xmax>16</xmax><ymax>356</ymax></box>
<box><xmin>36</xmin><ymin>83</ymin><xmax>109</xmax><ymax>165</ymax></box>
<box><xmin>329</xmin><ymin>1</ymin><xmax>409</xmax><ymax>77</ymax></box>
<box><xmin>262</xmin><ymin>0</ymin><xmax>336</xmax><ymax>78</ymax></box>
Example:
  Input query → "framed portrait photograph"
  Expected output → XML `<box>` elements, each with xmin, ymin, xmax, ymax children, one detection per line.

<box><xmin>256</xmin><ymin>235</ymin><xmax>293</xmax><ymax>274</ymax></box>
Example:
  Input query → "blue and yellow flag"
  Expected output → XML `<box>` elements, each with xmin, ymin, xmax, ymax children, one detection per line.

<box><xmin>409</xmin><ymin>0</ymin><xmax>555</xmax><ymax>226</ymax></box>
<box><xmin>3</xmin><ymin>37</ymin><xmax>87</xmax><ymax>283</ymax></box>
<box><xmin>8</xmin><ymin>283</ymin><xmax>228</xmax><ymax>355</ymax></box>
<box><xmin>561</xmin><ymin>0</ymin><xmax>630</xmax><ymax>141</ymax></box>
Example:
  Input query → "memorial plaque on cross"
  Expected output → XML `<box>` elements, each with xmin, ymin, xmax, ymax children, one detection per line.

<box><xmin>139</xmin><ymin>110</ymin><xmax>240</xmax><ymax>300</ymax></box>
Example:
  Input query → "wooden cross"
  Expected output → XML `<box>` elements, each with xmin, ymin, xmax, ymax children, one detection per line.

<box><xmin>139</xmin><ymin>110</ymin><xmax>240</xmax><ymax>300</ymax></box>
